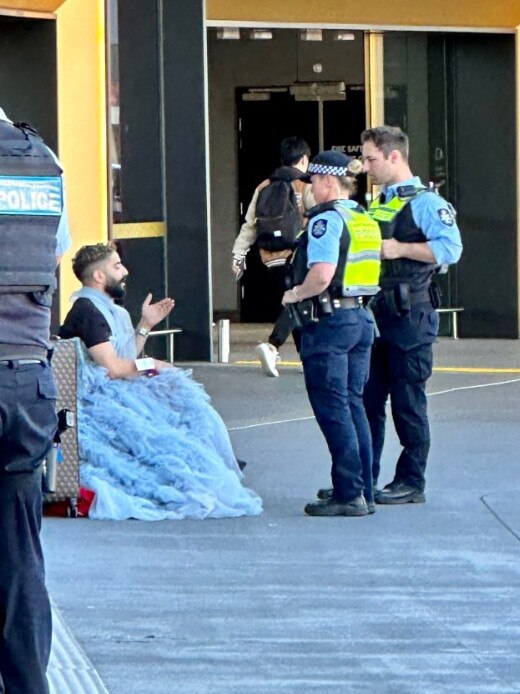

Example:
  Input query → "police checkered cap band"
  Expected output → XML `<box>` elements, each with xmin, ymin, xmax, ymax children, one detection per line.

<box><xmin>307</xmin><ymin>162</ymin><xmax>348</xmax><ymax>177</ymax></box>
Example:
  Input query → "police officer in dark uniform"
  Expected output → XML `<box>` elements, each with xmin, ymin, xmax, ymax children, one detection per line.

<box><xmin>0</xmin><ymin>107</ymin><xmax>71</xmax><ymax>693</ymax></box>
<box><xmin>361</xmin><ymin>126</ymin><xmax>462</xmax><ymax>504</ymax></box>
<box><xmin>282</xmin><ymin>151</ymin><xmax>382</xmax><ymax>516</ymax></box>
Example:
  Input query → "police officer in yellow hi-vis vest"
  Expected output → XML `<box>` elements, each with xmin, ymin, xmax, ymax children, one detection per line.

<box><xmin>282</xmin><ymin>150</ymin><xmax>382</xmax><ymax>517</ymax></box>
<box><xmin>361</xmin><ymin>126</ymin><xmax>462</xmax><ymax>505</ymax></box>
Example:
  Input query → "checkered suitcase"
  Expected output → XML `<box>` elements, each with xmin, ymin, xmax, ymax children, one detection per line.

<box><xmin>44</xmin><ymin>338</ymin><xmax>81</xmax><ymax>517</ymax></box>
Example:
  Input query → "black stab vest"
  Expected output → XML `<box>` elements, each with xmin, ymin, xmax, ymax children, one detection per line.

<box><xmin>0</xmin><ymin>121</ymin><xmax>62</xmax><ymax>305</ymax></box>
<box><xmin>371</xmin><ymin>193</ymin><xmax>437</xmax><ymax>294</ymax></box>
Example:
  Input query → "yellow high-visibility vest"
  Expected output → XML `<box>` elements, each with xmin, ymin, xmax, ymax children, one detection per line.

<box><xmin>333</xmin><ymin>203</ymin><xmax>382</xmax><ymax>297</ymax></box>
<box><xmin>368</xmin><ymin>187</ymin><xmax>426</xmax><ymax>223</ymax></box>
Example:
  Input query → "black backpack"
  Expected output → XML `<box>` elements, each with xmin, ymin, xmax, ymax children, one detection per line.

<box><xmin>255</xmin><ymin>166</ymin><xmax>303</xmax><ymax>251</ymax></box>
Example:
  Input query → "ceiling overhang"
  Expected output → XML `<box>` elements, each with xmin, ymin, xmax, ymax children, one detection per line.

<box><xmin>0</xmin><ymin>0</ymin><xmax>67</xmax><ymax>18</ymax></box>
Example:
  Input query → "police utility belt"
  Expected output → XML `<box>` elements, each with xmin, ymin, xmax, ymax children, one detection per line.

<box><xmin>0</xmin><ymin>344</ymin><xmax>50</xmax><ymax>365</ymax></box>
<box><xmin>288</xmin><ymin>292</ymin><xmax>362</xmax><ymax>328</ymax></box>
<box><xmin>372</xmin><ymin>282</ymin><xmax>441</xmax><ymax>319</ymax></box>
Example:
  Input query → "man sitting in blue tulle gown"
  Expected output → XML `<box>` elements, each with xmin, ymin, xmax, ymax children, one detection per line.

<box><xmin>59</xmin><ymin>243</ymin><xmax>262</xmax><ymax>521</ymax></box>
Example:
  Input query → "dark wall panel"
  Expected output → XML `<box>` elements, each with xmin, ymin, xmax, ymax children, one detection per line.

<box><xmin>451</xmin><ymin>34</ymin><xmax>517</xmax><ymax>337</ymax></box>
<box><xmin>116</xmin><ymin>237</ymin><xmax>167</xmax><ymax>359</ymax></box>
<box><xmin>0</xmin><ymin>17</ymin><xmax>60</xmax><ymax>333</ymax></box>
<box><xmin>118</xmin><ymin>0</ymin><xmax>162</xmax><ymax>223</ymax></box>
<box><xmin>383</xmin><ymin>34</ymin><xmax>430</xmax><ymax>181</ymax></box>
<box><xmin>161</xmin><ymin>0</ymin><xmax>211</xmax><ymax>360</ymax></box>
<box><xmin>0</xmin><ymin>18</ymin><xmax>57</xmax><ymax>151</ymax></box>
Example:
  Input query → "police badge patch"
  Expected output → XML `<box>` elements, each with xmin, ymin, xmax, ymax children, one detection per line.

<box><xmin>311</xmin><ymin>219</ymin><xmax>328</xmax><ymax>238</ymax></box>
<box><xmin>437</xmin><ymin>208</ymin><xmax>455</xmax><ymax>227</ymax></box>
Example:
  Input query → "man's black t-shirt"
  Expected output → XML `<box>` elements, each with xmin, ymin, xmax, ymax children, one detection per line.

<box><xmin>59</xmin><ymin>298</ymin><xmax>112</xmax><ymax>348</ymax></box>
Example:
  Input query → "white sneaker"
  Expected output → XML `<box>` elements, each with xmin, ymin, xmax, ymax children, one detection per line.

<box><xmin>255</xmin><ymin>343</ymin><xmax>280</xmax><ymax>377</ymax></box>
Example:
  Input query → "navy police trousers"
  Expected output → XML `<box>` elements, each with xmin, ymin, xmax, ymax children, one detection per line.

<box><xmin>300</xmin><ymin>308</ymin><xmax>375</xmax><ymax>503</ymax></box>
<box><xmin>364</xmin><ymin>338</ymin><xmax>433</xmax><ymax>491</ymax></box>
<box><xmin>0</xmin><ymin>361</ymin><xmax>57</xmax><ymax>694</ymax></box>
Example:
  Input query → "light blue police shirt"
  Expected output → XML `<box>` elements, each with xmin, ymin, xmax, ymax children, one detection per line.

<box><xmin>307</xmin><ymin>199</ymin><xmax>359</xmax><ymax>268</ymax></box>
<box><xmin>55</xmin><ymin>183</ymin><xmax>71</xmax><ymax>256</ymax></box>
<box><xmin>382</xmin><ymin>176</ymin><xmax>462</xmax><ymax>265</ymax></box>
<box><xmin>47</xmin><ymin>147</ymin><xmax>72</xmax><ymax>256</ymax></box>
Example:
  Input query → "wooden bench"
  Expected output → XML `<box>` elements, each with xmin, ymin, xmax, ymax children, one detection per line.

<box><xmin>437</xmin><ymin>308</ymin><xmax>464</xmax><ymax>339</ymax></box>
<box><xmin>148</xmin><ymin>327</ymin><xmax>183</xmax><ymax>363</ymax></box>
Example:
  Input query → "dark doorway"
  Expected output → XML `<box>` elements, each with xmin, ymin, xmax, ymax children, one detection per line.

<box><xmin>0</xmin><ymin>16</ymin><xmax>59</xmax><ymax>331</ymax></box>
<box><xmin>237</xmin><ymin>84</ymin><xmax>366</xmax><ymax>322</ymax></box>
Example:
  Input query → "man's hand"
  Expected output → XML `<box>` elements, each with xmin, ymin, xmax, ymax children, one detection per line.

<box><xmin>381</xmin><ymin>239</ymin><xmax>403</xmax><ymax>260</ymax></box>
<box><xmin>282</xmin><ymin>264</ymin><xmax>335</xmax><ymax>306</ymax></box>
<box><xmin>232</xmin><ymin>255</ymin><xmax>246</xmax><ymax>277</ymax></box>
<box><xmin>140</xmin><ymin>293</ymin><xmax>175</xmax><ymax>329</ymax></box>
<box><xmin>282</xmin><ymin>287</ymin><xmax>300</xmax><ymax>305</ymax></box>
<box><xmin>381</xmin><ymin>239</ymin><xmax>437</xmax><ymax>264</ymax></box>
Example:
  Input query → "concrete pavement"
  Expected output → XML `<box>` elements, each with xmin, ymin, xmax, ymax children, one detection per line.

<box><xmin>43</xmin><ymin>328</ymin><xmax>520</xmax><ymax>693</ymax></box>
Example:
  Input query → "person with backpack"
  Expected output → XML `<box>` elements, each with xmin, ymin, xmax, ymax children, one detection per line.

<box><xmin>232</xmin><ymin>137</ymin><xmax>314</xmax><ymax>377</ymax></box>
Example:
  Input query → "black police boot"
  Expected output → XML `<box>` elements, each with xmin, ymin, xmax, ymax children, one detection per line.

<box><xmin>376</xmin><ymin>482</ymin><xmax>425</xmax><ymax>505</ymax></box>
<box><xmin>374</xmin><ymin>480</ymin><xmax>401</xmax><ymax>501</ymax></box>
<box><xmin>304</xmin><ymin>495</ymin><xmax>369</xmax><ymax>517</ymax></box>
<box><xmin>319</xmin><ymin>487</ymin><xmax>376</xmax><ymax>513</ymax></box>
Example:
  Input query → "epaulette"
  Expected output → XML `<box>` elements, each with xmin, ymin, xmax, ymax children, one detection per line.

<box><xmin>396</xmin><ymin>184</ymin><xmax>427</xmax><ymax>199</ymax></box>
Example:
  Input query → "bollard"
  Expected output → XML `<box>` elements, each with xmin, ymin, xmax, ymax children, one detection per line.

<box><xmin>218</xmin><ymin>319</ymin><xmax>230</xmax><ymax>363</ymax></box>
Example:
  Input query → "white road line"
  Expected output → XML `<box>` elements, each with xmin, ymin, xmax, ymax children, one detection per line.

<box><xmin>48</xmin><ymin>601</ymin><xmax>109</xmax><ymax>694</ymax></box>
<box><xmin>229</xmin><ymin>415</ymin><xmax>315</xmax><ymax>431</ymax></box>
<box><xmin>428</xmin><ymin>378</ymin><xmax>520</xmax><ymax>397</ymax></box>
<box><xmin>229</xmin><ymin>378</ymin><xmax>520</xmax><ymax>431</ymax></box>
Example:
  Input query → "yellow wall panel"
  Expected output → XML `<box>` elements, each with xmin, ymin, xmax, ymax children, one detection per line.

<box><xmin>56</xmin><ymin>0</ymin><xmax>107</xmax><ymax>316</ymax></box>
<box><xmin>517</xmin><ymin>27</ymin><xmax>520</xmax><ymax>334</ymax></box>
<box><xmin>207</xmin><ymin>0</ymin><xmax>520</xmax><ymax>31</ymax></box>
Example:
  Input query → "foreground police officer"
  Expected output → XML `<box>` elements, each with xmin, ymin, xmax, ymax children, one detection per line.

<box><xmin>282</xmin><ymin>151</ymin><xmax>382</xmax><ymax>516</ymax></box>
<box><xmin>0</xmin><ymin>107</ymin><xmax>71</xmax><ymax>693</ymax></box>
<box><xmin>361</xmin><ymin>125</ymin><xmax>462</xmax><ymax>504</ymax></box>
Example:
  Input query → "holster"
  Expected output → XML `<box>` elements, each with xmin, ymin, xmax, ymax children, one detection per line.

<box><xmin>288</xmin><ymin>289</ymin><xmax>338</xmax><ymax>328</ymax></box>
<box><xmin>429</xmin><ymin>281</ymin><xmax>442</xmax><ymax>309</ymax></box>
<box><xmin>287</xmin><ymin>299</ymin><xmax>318</xmax><ymax>328</ymax></box>
<box><xmin>315</xmin><ymin>292</ymin><xmax>334</xmax><ymax>318</ymax></box>
<box><xmin>395</xmin><ymin>283</ymin><xmax>411</xmax><ymax>315</ymax></box>
<box><xmin>375</xmin><ymin>283</ymin><xmax>411</xmax><ymax>318</ymax></box>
